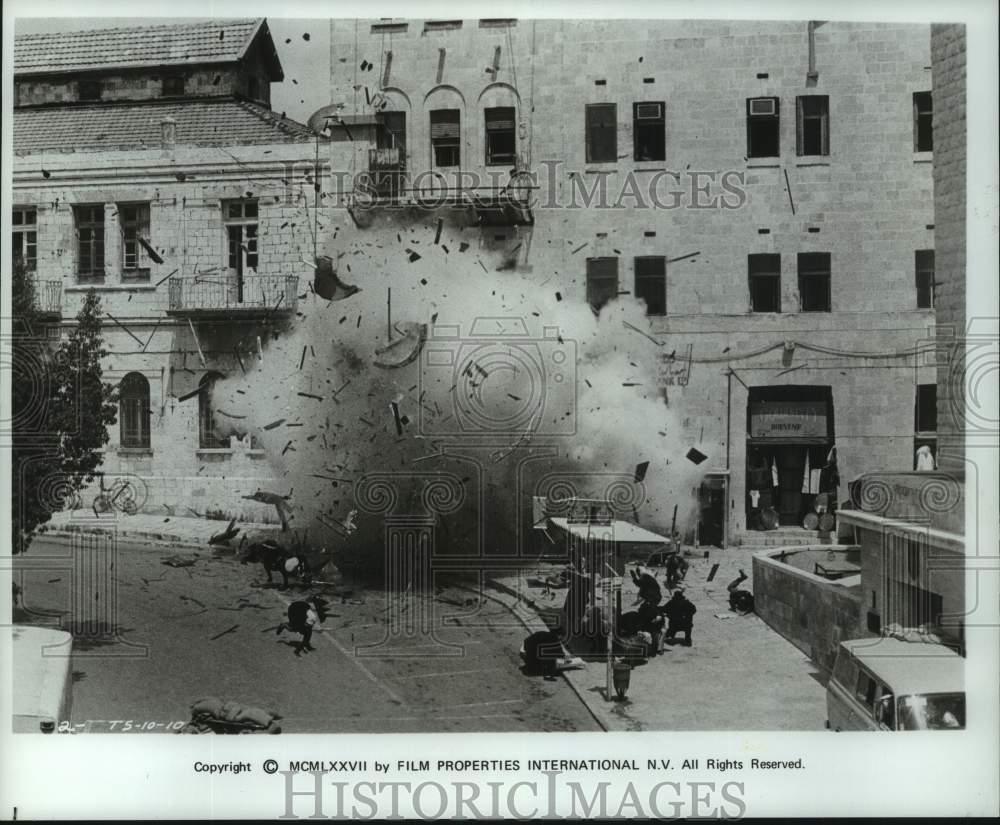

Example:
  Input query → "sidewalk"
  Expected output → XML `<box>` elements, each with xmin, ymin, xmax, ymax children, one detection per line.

<box><xmin>39</xmin><ymin>510</ymin><xmax>283</xmax><ymax>550</ymax></box>
<box><xmin>487</xmin><ymin>545</ymin><xmax>829</xmax><ymax>731</ymax></box>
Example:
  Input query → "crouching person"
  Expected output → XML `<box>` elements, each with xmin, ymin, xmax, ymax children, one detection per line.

<box><xmin>277</xmin><ymin>599</ymin><xmax>322</xmax><ymax>654</ymax></box>
<box><xmin>662</xmin><ymin>589</ymin><xmax>697</xmax><ymax>646</ymax></box>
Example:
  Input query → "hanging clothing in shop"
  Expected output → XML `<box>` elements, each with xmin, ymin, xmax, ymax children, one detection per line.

<box><xmin>801</xmin><ymin>451</ymin><xmax>812</xmax><ymax>494</ymax></box>
<box><xmin>749</xmin><ymin>458</ymin><xmax>770</xmax><ymax>489</ymax></box>
<box><xmin>820</xmin><ymin>446</ymin><xmax>841</xmax><ymax>492</ymax></box>
<box><xmin>810</xmin><ymin>468</ymin><xmax>823</xmax><ymax>494</ymax></box>
<box><xmin>750</xmin><ymin>490</ymin><xmax>761</xmax><ymax>507</ymax></box>
<box><xmin>771</xmin><ymin>457</ymin><xmax>779</xmax><ymax>487</ymax></box>
<box><xmin>915</xmin><ymin>445</ymin><xmax>936</xmax><ymax>471</ymax></box>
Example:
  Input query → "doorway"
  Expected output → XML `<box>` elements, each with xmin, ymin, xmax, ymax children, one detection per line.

<box><xmin>698</xmin><ymin>475</ymin><xmax>726</xmax><ymax>547</ymax></box>
<box><xmin>746</xmin><ymin>386</ymin><xmax>835</xmax><ymax>528</ymax></box>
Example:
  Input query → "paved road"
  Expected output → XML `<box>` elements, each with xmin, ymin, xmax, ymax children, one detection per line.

<box><xmin>13</xmin><ymin>538</ymin><xmax>600</xmax><ymax>733</ymax></box>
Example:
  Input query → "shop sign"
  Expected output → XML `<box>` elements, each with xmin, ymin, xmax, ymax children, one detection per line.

<box><xmin>749</xmin><ymin>400</ymin><xmax>828</xmax><ymax>438</ymax></box>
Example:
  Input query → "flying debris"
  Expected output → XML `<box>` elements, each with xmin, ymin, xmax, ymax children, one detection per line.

<box><xmin>374</xmin><ymin>322</ymin><xmax>427</xmax><ymax>369</ymax></box>
<box><xmin>313</xmin><ymin>256</ymin><xmax>361</xmax><ymax>301</ymax></box>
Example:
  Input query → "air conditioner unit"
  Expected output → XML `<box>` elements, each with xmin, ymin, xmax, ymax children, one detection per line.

<box><xmin>749</xmin><ymin>98</ymin><xmax>777</xmax><ymax>116</ymax></box>
<box><xmin>636</xmin><ymin>102</ymin><xmax>663</xmax><ymax>120</ymax></box>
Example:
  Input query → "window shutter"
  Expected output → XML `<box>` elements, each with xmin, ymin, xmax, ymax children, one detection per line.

<box><xmin>485</xmin><ymin>107</ymin><xmax>515</xmax><ymax>130</ymax></box>
<box><xmin>430</xmin><ymin>110</ymin><xmax>461</xmax><ymax>139</ymax></box>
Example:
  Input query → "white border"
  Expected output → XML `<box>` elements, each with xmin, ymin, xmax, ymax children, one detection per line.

<box><xmin>2</xmin><ymin>0</ymin><xmax>997</xmax><ymax>819</ymax></box>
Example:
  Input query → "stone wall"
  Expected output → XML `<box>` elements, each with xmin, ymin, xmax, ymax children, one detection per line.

<box><xmin>930</xmin><ymin>24</ymin><xmax>967</xmax><ymax>478</ymax></box>
<box><xmin>752</xmin><ymin>545</ymin><xmax>865</xmax><ymax>672</ymax></box>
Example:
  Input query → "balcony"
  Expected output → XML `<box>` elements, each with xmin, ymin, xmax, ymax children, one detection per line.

<box><xmin>350</xmin><ymin>161</ymin><xmax>535</xmax><ymax>227</ymax></box>
<box><xmin>32</xmin><ymin>279</ymin><xmax>62</xmax><ymax>318</ymax></box>
<box><xmin>367</xmin><ymin>147</ymin><xmax>406</xmax><ymax>199</ymax></box>
<box><xmin>167</xmin><ymin>273</ymin><xmax>298</xmax><ymax>320</ymax></box>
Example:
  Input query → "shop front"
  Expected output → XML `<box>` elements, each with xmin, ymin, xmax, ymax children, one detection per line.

<box><xmin>746</xmin><ymin>387</ymin><xmax>839</xmax><ymax>530</ymax></box>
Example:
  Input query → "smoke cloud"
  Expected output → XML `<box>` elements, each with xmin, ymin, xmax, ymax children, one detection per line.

<box><xmin>210</xmin><ymin>210</ymin><xmax>709</xmax><ymax>571</ymax></box>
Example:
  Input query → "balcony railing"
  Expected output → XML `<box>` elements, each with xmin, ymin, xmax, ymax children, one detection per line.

<box><xmin>369</xmin><ymin>147</ymin><xmax>402</xmax><ymax>168</ymax></box>
<box><xmin>167</xmin><ymin>273</ymin><xmax>298</xmax><ymax>318</ymax></box>
<box><xmin>32</xmin><ymin>280</ymin><xmax>63</xmax><ymax>316</ymax></box>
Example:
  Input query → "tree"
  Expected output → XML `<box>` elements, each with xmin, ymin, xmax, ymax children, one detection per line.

<box><xmin>48</xmin><ymin>289</ymin><xmax>119</xmax><ymax>494</ymax></box>
<box><xmin>10</xmin><ymin>265</ymin><xmax>117</xmax><ymax>554</ymax></box>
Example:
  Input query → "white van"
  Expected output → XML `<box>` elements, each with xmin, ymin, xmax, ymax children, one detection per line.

<box><xmin>12</xmin><ymin>625</ymin><xmax>74</xmax><ymax>733</ymax></box>
<box><xmin>827</xmin><ymin>637</ymin><xmax>964</xmax><ymax>731</ymax></box>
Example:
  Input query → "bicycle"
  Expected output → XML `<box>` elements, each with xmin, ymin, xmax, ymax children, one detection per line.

<box><xmin>92</xmin><ymin>473</ymin><xmax>142</xmax><ymax>516</ymax></box>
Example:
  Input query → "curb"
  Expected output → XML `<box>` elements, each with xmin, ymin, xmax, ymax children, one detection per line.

<box><xmin>473</xmin><ymin>578</ymin><xmax>610</xmax><ymax>733</ymax></box>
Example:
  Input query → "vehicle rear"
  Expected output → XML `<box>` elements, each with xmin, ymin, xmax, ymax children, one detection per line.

<box><xmin>12</xmin><ymin>625</ymin><xmax>74</xmax><ymax>733</ymax></box>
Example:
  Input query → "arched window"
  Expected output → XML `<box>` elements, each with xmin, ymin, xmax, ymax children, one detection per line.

<box><xmin>119</xmin><ymin>372</ymin><xmax>150</xmax><ymax>448</ymax></box>
<box><xmin>198</xmin><ymin>371</ymin><xmax>226</xmax><ymax>448</ymax></box>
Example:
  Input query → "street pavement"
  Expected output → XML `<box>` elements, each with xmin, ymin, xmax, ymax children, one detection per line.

<box><xmin>490</xmin><ymin>544</ymin><xmax>829</xmax><ymax>731</ymax></box>
<box><xmin>13</xmin><ymin>536</ymin><xmax>600</xmax><ymax>734</ymax></box>
<box><xmin>16</xmin><ymin>515</ymin><xmax>828</xmax><ymax>733</ymax></box>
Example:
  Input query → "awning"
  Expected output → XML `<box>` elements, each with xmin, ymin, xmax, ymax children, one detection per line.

<box><xmin>547</xmin><ymin>517</ymin><xmax>670</xmax><ymax>545</ymax></box>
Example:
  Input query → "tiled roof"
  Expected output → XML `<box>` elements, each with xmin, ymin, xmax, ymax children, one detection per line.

<box><xmin>14</xmin><ymin>18</ymin><xmax>276</xmax><ymax>77</ymax></box>
<box><xmin>13</xmin><ymin>98</ymin><xmax>319</xmax><ymax>154</ymax></box>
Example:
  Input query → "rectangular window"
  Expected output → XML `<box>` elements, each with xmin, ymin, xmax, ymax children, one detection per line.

<box><xmin>586</xmin><ymin>257</ymin><xmax>619</xmax><ymax>312</ymax></box>
<box><xmin>74</xmin><ymin>205</ymin><xmax>105</xmax><ymax>280</ymax></box>
<box><xmin>916</xmin><ymin>384</ymin><xmax>937</xmax><ymax>433</ymax></box>
<box><xmin>119</xmin><ymin>204</ymin><xmax>151</xmax><ymax>280</ymax></box>
<box><xmin>913</xmin><ymin>92</ymin><xmax>933</xmax><ymax>152</ymax></box>
<box><xmin>634</xmin><ymin>256</ymin><xmax>666</xmax><ymax>315</ymax></box>
<box><xmin>371</xmin><ymin>22</ymin><xmax>408</xmax><ymax>34</ymax></box>
<box><xmin>429</xmin><ymin>109</ymin><xmax>461</xmax><ymax>167</ymax></box>
<box><xmin>12</xmin><ymin>207</ymin><xmax>37</xmax><ymax>271</ymax></box>
<box><xmin>223</xmin><ymin>200</ymin><xmax>259</xmax><ymax>302</ymax></box>
<box><xmin>585</xmin><ymin>103</ymin><xmax>617</xmax><ymax>163</ymax></box>
<box><xmin>796</xmin><ymin>95</ymin><xmax>829</xmax><ymax>156</ymax></box>
<box><xmin>633</xmin><ymin>101</ymin><xmax>665</xmax><ymax>162</ymax></box>
<box><xmin>916</xmin><ymin>249</ymin><xmax>935</xmax><ymax>309</ymax></box>
<box><xmin>485</xmin><ymin>107</ymin><xmax>516</xmax><ymax>166</ymax></box>
<box><xmin>748</xmin><ymin>253</ymin><xmax>781</xmax><ymax>312</ymax></box>
<box><xmin>162</xmin><ymin>75</ymin><xmax>185</xmax><ymax>96</ymax></box>
<box><xmin>747</xmin><ymin>97</ymin><xmax>780</xmax><ymax>158</ymax></box>
<box><xmin>424</xmin><ymin>20</ymin><xmax>463</xmax><ymax>31</ymax></box>
<box><xmin>78</xmin><ymin>79</ymin><xmax>102</xmax><ymax>101</ymax></box>
<box><xmin>855</xmin><ymin>670</ymin><xmax>878</xmax><ymax>710</ymax></box>
<box><xmin>797</xmin><ymin>252</ymin><xmax>831</xmax><ymax>312</ymax></box>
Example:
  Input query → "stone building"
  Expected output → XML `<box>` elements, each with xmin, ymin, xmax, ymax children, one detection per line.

<box><xmin>836</xmin><ymin>24</ymin><xmax>968</xmax><ymax>652</ymax></box>
<box><xmin>322</xmin><ymin>18</ymin><xmax>939</xmax><ymax>546</ymax></box>
<box><xmin>12</xmin><ymin>18</ymin><xmax>327</xmax><ymax>521</ymax></box>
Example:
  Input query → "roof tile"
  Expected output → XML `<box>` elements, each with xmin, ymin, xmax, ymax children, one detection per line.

<box><xmin>15</xmin><ymin>19</ymin><xmax>263</xmax><ymax>75</ymax></box>
<box><xmin>14</xmin><ymin>98</ymin><xmax>318</xmax><ymax>154</ymax></box>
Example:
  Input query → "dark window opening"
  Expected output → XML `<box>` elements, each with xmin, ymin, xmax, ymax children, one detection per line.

<box><xmin>162</xmin><ymin>75</ymin><xmax>186</xmax><ymax>96</ymax></box>
<box><xmin>585</xmin><ymin>103</ymin><xmax>617</xmax><ymax>163</ymax></box>
<box><xmin>913</xmin><ymin>92</ymin><xmax>933</xmax><ymax>152</ymax></box>
<box><xmin>430</xmin><ymin>109</ymin><xmax>461</xmax><ymax>167</ymax></box>
<box><xmin>12</xmin><ymin>207</ymin><xmax>37</xmax><ymax>271</ymax></box>
<box><xmin>485</xmin><ymin>107</ymin><xmax>516</xmax><ymax>166</ymax></box>
<box><xmin>749</xmin><ymin>253</ymin><xmax>781</xmax><ymax>312</ymax></box>
<box><xmin>633</xmin><ymin>101</ymin><xmax>665</xmax><ymax>162</ymax></box>
<box><xmin>797</xmin><ymin>252</ymin><xmax>831</xmax><ymax>312</ymax></box>
<box><xmin>586</xmin><ymin>257</ymin><xmax>619</xmax><ymax>313</ymax></box>
<box><xmin>916</xmin><ymin>249</ymin><xmax>935</xmax><ymax>309</ymax></box>
<box><xmin>74</xmin><ymin>205</ymin><xmax>105</xmax><ymax>280</ymax></box>
<box><xmin>634</xmin><ymin>256</ymin><xmax>666</xmax><ymax>315</ymax></box>
<box><xmin>916</xmin><ymin>384</ymin><xmax>937</xmax><ymax>433</ymax></box>
<box><xmin>796</xmin><ymin>95</ymin><xmax>829</xmax><ymax>156</ymax></box>
<box><xmin>746</xmin><ymin>97</ymin><xmax>779</xmax><ymax>158</ymax></box>
<box><xmin>120</xmin><ymin>372</ymin><xmax>151</xmax><ymax>449</ymax></box>
<box><xmin>78</xmin><ymin>80</ymin><xmax>102</xmax><ymax>101</ymax></box>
